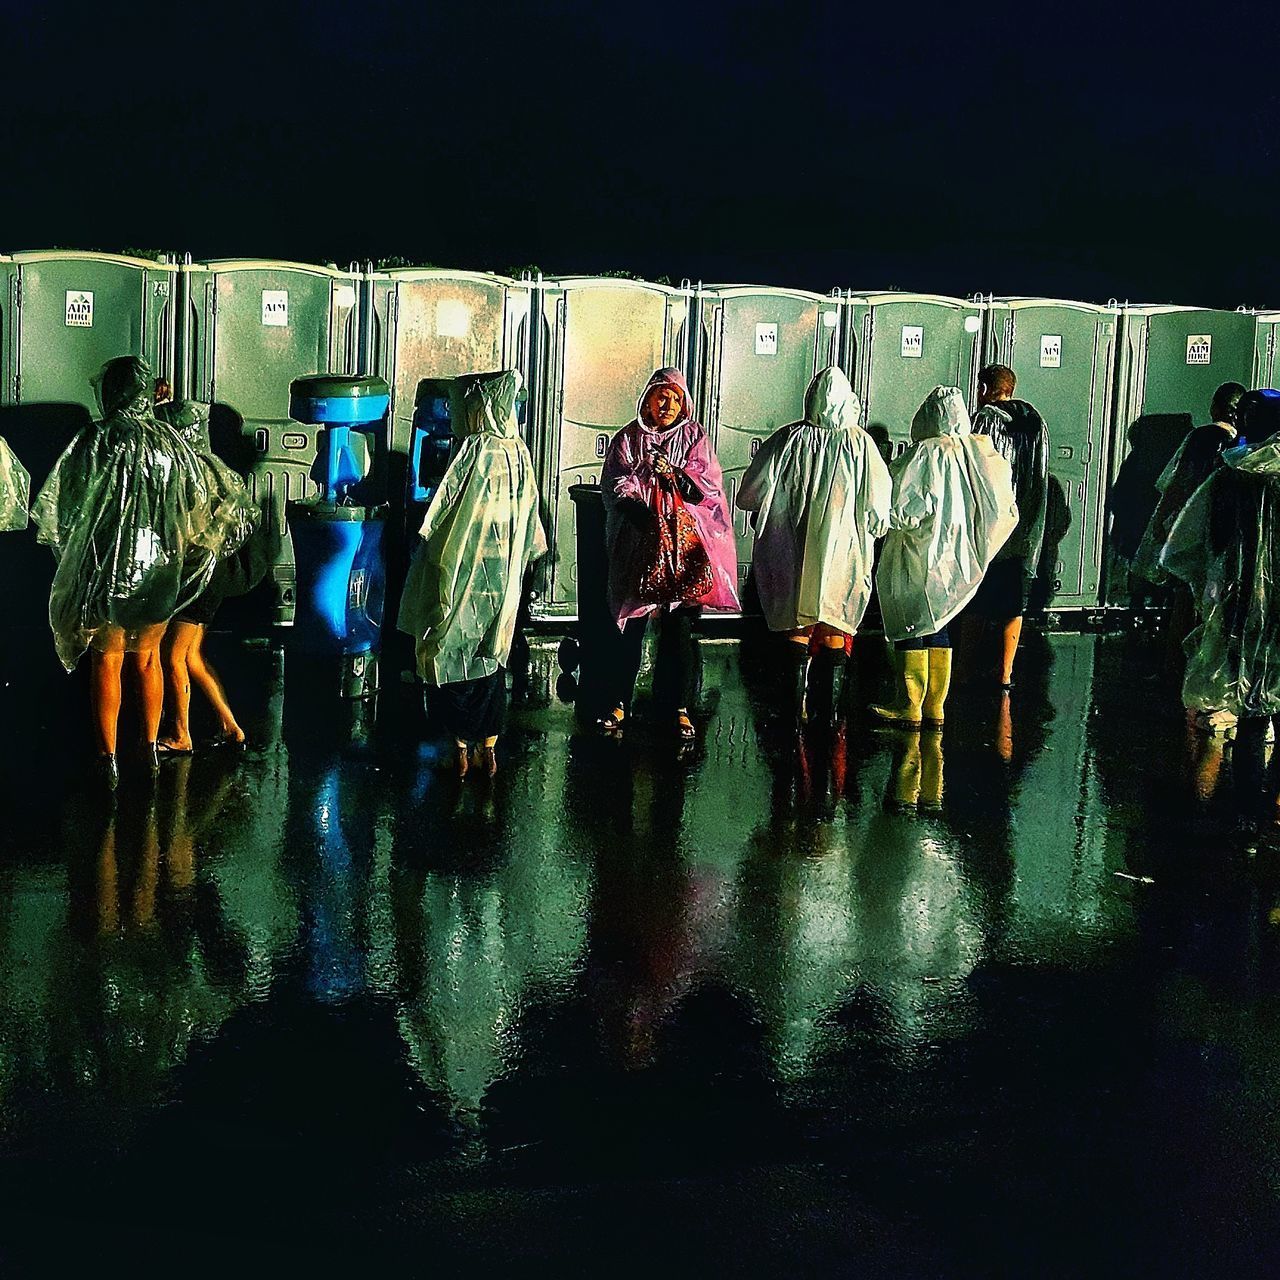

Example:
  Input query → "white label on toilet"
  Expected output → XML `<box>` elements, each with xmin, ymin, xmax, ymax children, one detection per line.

<box><xmin>262</xmin><ymin>290</ymin><xmax>289</xmax><ymax>326</ymax></box>
<box><xmin>901</xmin><ymin>325</ymin><xmax>923</xmax><ymax>358</ymax></box>
<box><xmin>1040</xmin><ymin>334</ymin><xmax>1062</xmax><ymax>368</ymax></box>
<box><xmin>64</xmin><ymin>291</ymin><xmax>93</xmax><ymax>327</ymax></box>
<box><xmin>1186</xmin><ymin>334</ymin><xmax>1212</xmax><ymax>365</ymax></box>
<box><xmin>755</xmin><ymin>323</ymin><xmax>778</xmax><ymax>356</ymax></box>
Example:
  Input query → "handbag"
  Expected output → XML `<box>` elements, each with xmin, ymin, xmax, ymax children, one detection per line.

<box><xmin>635</xmin><ymin>477</ymin><xmax>714</xmax><ymax>605</ymax></box>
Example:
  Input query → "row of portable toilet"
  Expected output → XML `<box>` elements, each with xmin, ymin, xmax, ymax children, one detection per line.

<box><xmin>0</xmin><ymin>250</ymin><xmax>1264</xmax><ymax>623</ymax></box>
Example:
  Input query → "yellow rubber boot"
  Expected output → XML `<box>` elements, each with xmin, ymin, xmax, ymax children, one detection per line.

<box><xmin>919</xmin><ymin>729</ymin><xmax>944</xmax><ymax>810</ymax></box>
<box><xmin>871</xmin><ymin>649</ymin><xmax>927</xmax><ymax>729</ymax></box>
<box><xmin>921</xmin><ymin>647</ymin><xmax>952</xmax><ymax>728</ymax></box>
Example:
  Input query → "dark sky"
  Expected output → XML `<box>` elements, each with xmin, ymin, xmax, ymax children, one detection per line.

<box><xmin>5</xmin><ymin>0</ymin><xmax>1278</xmax><ymax>308</ymax></box>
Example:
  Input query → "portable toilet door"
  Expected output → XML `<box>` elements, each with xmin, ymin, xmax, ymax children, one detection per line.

<box><xmin>691</xmin><ymin>285</ymin><xmax>841</xmax><ymax>597</ymax></box>
<box><xmin>182</xmin><ymin>259</ymin><xmax>359</xmax><ymax>420</ymax></box>
<box><xmin>847</xmin><ymin>292</ymin><xmax>985</xmax><ymax>456</ymax></box>
<box><xmin>1106</xmin><ymin>304</ymin><xmax>1256</xmax><ymax>605</ymax></box>
<box><xmin>984</xmin><ymin>299</ymin><xmax>1119</xmax><ymax>610</ymax></box>
<box><xmin>0</xmin><ymin>255</ymin><xmax>11</xmax><ymax>406</ymax></box>
<box><xmin>7</xmin><ymin>251</ymin><xmax>176</xmax><ymax>411</ymax></box>
<box><xmin>1253</xmin><ymin>311</ymin><xmax>1280</xmax><ymax>388</ymax></box>
<box><xmin>368</xmin><ymin>268</ymin><xmax>532</xmax><ymax>455</ymax></box>
<box><xmin>535</xmin><ymin>277</ymin><xmax>689</xmax><ymax>616</ymax></box>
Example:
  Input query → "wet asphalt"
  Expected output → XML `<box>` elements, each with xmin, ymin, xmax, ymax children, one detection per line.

<box><xmin>1</xmin><ymin>622</ymin><xmax>1279</xmax><ymax>1276</ymax></box>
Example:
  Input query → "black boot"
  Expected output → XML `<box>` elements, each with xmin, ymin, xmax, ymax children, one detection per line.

<box><xmin>810</xmin><ymin>647</ymin><xmax>848</xmax><ymax>729</ymax></box>
<box><xmin>785</xmin><ymin>644</ymin><xmax>810</xmax><ymax>727</ymax></box>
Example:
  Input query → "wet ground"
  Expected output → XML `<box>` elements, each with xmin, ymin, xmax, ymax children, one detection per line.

<box><xmin>1</xmin><ymin>622</ymin><xmax>1279</xmax><ymax>1275</ymax></box>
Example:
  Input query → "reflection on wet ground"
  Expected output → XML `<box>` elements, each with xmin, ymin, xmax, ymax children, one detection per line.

<box><xmin>2</xmin><ymin>627</ymin><xmax>1280</xmax><ymax>1274</ymax></box>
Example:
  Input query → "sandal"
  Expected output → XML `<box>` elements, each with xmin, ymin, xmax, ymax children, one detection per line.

<box><xmin>597</xmin><ymin>706</ymin><xmax>626</xmax><ymax>736</ymax></box>
<box><xmin>205</xmin><ymin>731</ymin><xmax>248</xmax><ymax>752</ymax></box>
<box><xmin>676</xmin><ymin>711</ymin><xmax>696</xmax><ymax>742</ymax></box>
<box><xmin>156</xmin><ymin>741</ymin><xmax>194</xmax><ymax>757</ymax></box>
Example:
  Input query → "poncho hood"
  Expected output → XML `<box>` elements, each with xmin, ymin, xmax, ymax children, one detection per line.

<box><xmin>803</xmin><ymin>367</ymin><xmax>861</xmax><ymax>432</ymax></box>
<box><xmin>93</xmin><ymin>356</ymin><xmax>154</xmax><ymax>420</ymax></box>
<box><xmin>451</xmin><ymin>369</ymin><xmax>524</xmax><ymax>440</ymax></box>
<box><xmin>633</xmin><ymin>367</ymin><xmax>694</xmax><ymax>448</ymax></box>
<box><xmin>911</xmin><ymin>387</ymin><xmax>971</xmax><ymax>441</ymax></box>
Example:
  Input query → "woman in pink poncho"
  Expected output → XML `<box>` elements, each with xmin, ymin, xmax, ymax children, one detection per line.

<box><xmin>600</xmin><ymin>367</ymin><xmax>739</xmax><ymax>742</ymax></box>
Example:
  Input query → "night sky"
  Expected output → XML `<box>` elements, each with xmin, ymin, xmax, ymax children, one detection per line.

<box><xmin>6</xmin><ymin>0</ymin><xmax>1277</xmax><ymax>308</ymax></box>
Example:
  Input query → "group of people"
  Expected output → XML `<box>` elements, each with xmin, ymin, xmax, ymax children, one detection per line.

<box><xmin>0</xmin><ymin>357</ymin><xmax>263</xmax><ymax>788</ymax></box>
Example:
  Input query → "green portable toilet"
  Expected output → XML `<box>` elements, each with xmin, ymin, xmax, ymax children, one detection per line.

<box><xmin>983</xmin><ymin>298</ymin><xmax>1120</xmax><ymax>610</ymax></box>
<box><xmin>366</xmin><ymin>268</ymin><xmax>533</xmax><ymax>455</ymax></box>
<box><xmin>844</xmin><ymin>292</ymin><xmax>985</xmax><ymax>456</ymax></box>
<box><xmin>0</xmin><ymin>254</ymin><xmax>12</xmax><ymax>407</ymax></box>
<box><xmin>1106</xmin><ymin>303</ymin><xmax>1256</xmax><ymax>606</ymax></box>
<box><xmin>1253</xmin><ymin>311</ymin><xmax>1280</xmax><ymax>387</ymax></box>
<box><xmin>533</xmin><ymin>276</ymin><xmax>690</xmax><ymax>616</ymax></box>
<box><xmin>690</xmin><ymin>284</ymin><xmax>842</xmax><ymax>596</ymax></box>
<box><xmin>4</xmin><ymin>251</ymin><xmax>177</xmax><ymax>410</ymax></box>
<box><xmin>179</xmin><ymin>259</ymin><xmax>359</xmax><ymax>419</ymax></box>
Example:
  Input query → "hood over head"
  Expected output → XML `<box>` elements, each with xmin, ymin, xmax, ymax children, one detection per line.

<box><xmin>803</xmin><ymin>366</ymin><xmax>861</xmax><ymax>432</ymax></box>
<box><xmin>449</xmin><ymin>369</ymin><xmax>524</xmax><ymax>440</ymax></box>
<box><xmin>910</xmin><ymin>386</ymin><xmax>971</xmax><ymax>441</ymax></box>
<box><xmin>94</xmin><ymin>355</ymin><xmax>154</xmax><ymax>419</ymax></box>
<box><xmin>1234</xmin><ymin>389</ymin><xmax>1280</xmax><ymax>447</ymax></box>
<box><xmin>635</xmin><ymin>367</ymin><xmax>694</xmax><ymax>442</ymax></box>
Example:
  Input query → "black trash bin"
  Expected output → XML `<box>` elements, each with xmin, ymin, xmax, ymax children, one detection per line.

<box><xmin>567</xmin><ymin>483</ymin><xmax>620</xmax><ymax>722</ymax></box>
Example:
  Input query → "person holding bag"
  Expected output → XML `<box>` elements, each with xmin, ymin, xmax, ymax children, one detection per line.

<box><xmin>600</xmin><ymin>366</ymin><xmax>739</xmax><ymax>742</ymax></box>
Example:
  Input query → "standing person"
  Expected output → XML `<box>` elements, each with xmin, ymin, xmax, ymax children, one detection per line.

<box><xmin>1162</xmin><ymin>389</ymin><xmax>1280</xmax><ymax>830</ymax></box>
<box><xmin>963</xmin><ymin>364</ymin><xmax>1049</xmax><ymax>689</ymax></box>
<box><xmin>871</xmin><ymin>387</ymin><xmax>1018</xmax><ymax>730</ymax></box>
<box><xmin>736</xmin><ymin>367</ymin><xmax>892</xmax><ymax>727</ymax></box>
<box><xmin>398</xmin><ymin>369</ymin><xmax>546</xmax><ymax>779</ymax></box>
<box><xmin>154</xmin><ymin>400</ymin><xmax>263</xmax><ymax>756</ymax></box>
<box><xmin>600</xmin><ymin>367</ymin><xmax>739</xmax><ymax>743</ymax></box>
<box><xmin>32</xmin><ymin>356</ymin><xmax>250</xmax><ymax>788</ymax></box>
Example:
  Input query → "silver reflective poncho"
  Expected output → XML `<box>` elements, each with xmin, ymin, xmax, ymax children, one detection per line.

<box><xmin>737</xmin><ymin>367</ymin><xmax>892</xmax><ymax>634</ymax></box>
<box><xmin>398</xmin><ymin>369</ymin><xmax>547</xmax><ymax>686</ymax></box>
<box><xmin>32</xmin><ymin>357</ymin><xmax>255</xmax><ymax>670</ymax></box>
<box><xmin>0</xmin><ymin>434</ymin><xmax>30</xmax><ymax>531</ymax></box>
<box><xmin>875</xmin><ymin>387</ymin><xmax>1019</xmax><ymax>642</ymax></box>
<box><xmin>1163</xmin><ymin>437</ymin><xmax>1280</xmax><ymax>716</ymax></box>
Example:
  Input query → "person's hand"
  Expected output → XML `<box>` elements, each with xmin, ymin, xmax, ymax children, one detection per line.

<box><xmin>651</xmin><ymin>452</ymin><xmax>675</xmax><ymax>479</ymax></box>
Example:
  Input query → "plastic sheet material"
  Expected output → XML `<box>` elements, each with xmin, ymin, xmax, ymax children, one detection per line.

<box><xmin>0</xmin><ymin>434</ymin><xmax>30</xmax><ymax>531</ymax></box>
<box><xmin>157</xmin><ymin>400</ymin><xmax>268</xmax><ymax>600</ymax></box>
<box><xmin>875</xmin><ymin>386</ymin><xmax>1019</xmax><ymax>642</ymax></box>
<box><xmin>737</xmin><ymin>367</ymin><xmax>892</xmax><ymax>634</ymax></box>
<box><xmin>972</xmin><ymin>399</ymin><xmax>1048</xmax><ymax>572</ymax></box>
<box><xmin>602</xmin><ymin>367</ymin><xmax>740</xmax><ymax>628</ymax></box>
<box><xmin>32</xmin><ymin>357</ymin><xmax>254</xmax><ymax>670</ymax></box>
<box><xmin>1163</xmin><ymin>435</ymin><xmax>1280</xmax><ymax>716</ymax></box>
<box><xmin>397</xmin><ymin>369</ymin><xmax>547</xmax><ymax>686</ymax></box>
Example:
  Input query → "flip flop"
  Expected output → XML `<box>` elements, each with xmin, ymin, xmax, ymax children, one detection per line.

<box><xmin>156</xmin><ymin>742</ymin><xmax>194</xmax><ymax>757</ymax></box>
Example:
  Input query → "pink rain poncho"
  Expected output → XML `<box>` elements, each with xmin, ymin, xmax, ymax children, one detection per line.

<box><xmin>601</xmin><ymin>367</ymin><xmax>740</xmax><ymax>629</ymax></box>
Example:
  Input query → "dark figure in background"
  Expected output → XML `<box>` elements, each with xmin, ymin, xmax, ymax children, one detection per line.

<box><xmin>599</xmin><ymin>367</ymin><xmax>739</xmax><ymax>743</ymax></box>
<box><xmin>1162</xmin><ymin>389</ymin><xmax>1280</xmax><ymax>830</ymax></box>
<box><xmin>964</xmin><ymin>364</ymin><xmax>1049</xmax><ymax>689</ymax></box>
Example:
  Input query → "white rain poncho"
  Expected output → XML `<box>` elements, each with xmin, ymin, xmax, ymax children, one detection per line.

<box><xmin>0</xmin><ymin>434</ymin><xmax>30</xmax><ymax>531</ymax></box>
<box><xmin>32</xmin><ymin>356</ymin><xmax>256</xmax><ymax>670</ymax></box>
<box><xmin>737</xmin><ymin>367</ymin><xmax>891</xmax><ymax>634</ymax></box>
<box><xmin>875</xmin><ymin>387</ymin><xmax>1019</xmax><ymax>641</ymax></box>
<box><xmin>398</xmin><ymin>369</ymin><xmax>547</xmax><ymax>685</ymax></box>
<box><xmin>1163</xmin><ymin>427</ymin><xmax>1280</xmax><ymax>717</ymax></box>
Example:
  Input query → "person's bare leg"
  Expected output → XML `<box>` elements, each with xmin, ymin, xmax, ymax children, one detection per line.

<box><xmin>481</xmin><ymin>735</ymin><xmax>499</xmax><ymax>778</ymax></box>
<box><xmin>160</xmin><ymin>622</ymin><xmax>197</xmax><ymax>751</ymax></box>
<box><xmin>455</xmin><ymin>737</ymin><xmax>470</xmax><ymax>778</ymax></box>
<box><xmin>90</xmin><ymin>628</ymin><xmax>126</xmax><ymax>756</ymax></box>
<box><xmin>186</xmin><ymin>626</ymin><xmax>245</xmax><ymax>741</ymax></box>
<box><xmin>998</xmin><ymin>616</ymin><xmax>1024</xmax><ymax>686</ymax></box>
<box><xmin>132</xmin><ymin>624</ymin><xmax>168</xmax><ymax>747</ymax></box>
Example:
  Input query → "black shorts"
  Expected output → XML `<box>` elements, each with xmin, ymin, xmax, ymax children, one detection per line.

<box><xmin>175</xmin><ymin>581</ymin><xmax>224</xmax><ymax>627</ymax></box>
<box><xmin>970</xmin><ymin>558</ymin><xmax>1032</xmax><ymax>621</ymax></box>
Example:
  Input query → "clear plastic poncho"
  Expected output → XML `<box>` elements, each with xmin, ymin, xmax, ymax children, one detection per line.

<box><xmin>875</xmin><ymin>387</ymin><xmax>1019</xmax><ymax>642</ymax></box>
<box><xmin>0</xmin><ymin>433</ymin><xmax>30</xmax><ymax>531</ymax></box>
<box><xmin>32</xmin><ymin>357</ymin><xmax>256</xmax><ymax>670</ymax></box>
<box><xmin>737</xmin><ymin>367</ymin><xmax>892</xmax><ymax>634</ymax></box>
<box><xmin>1163</xmin><ymin>437</ymin><xmax>1280</xmax><ymax>717</ymax></box>
<box><xmin>397</xmin><ymin>369</ymin><xmax>547</xmax><ymax>685</ymax></box>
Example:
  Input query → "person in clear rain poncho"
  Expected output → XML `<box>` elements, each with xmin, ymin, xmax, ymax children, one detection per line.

<box><xmin>398</xmin><ymin>369</ymin><xmax>547</xmax><ymax>779</ymax></box>
<box><xmin>962</xmin><ymin>364</ymin><xmax>1049</xmax><ymax>689</ymax></box>
<box><xmin>600</xmin><ymin>366</ymin><xmax>739</xmax><ymax>744</ymax></box>
<box><xmin>1162</xmin><ymin>389</ymin><xmax>1280</xmax><ymax>826</ymax></box>
<box><xmin>871</xmin><ymin>386</ymin><xmax>1018</xmax><ymax>730</ymax></box>
<box><xmin>0</xmin><ymin>432</ymin><xmax>30</xmax><ymax>532</ymax></box>
<box><xmin>32</xmin><ymin>356</ymin><xmax>254</xmax><ymax>787</ymax></box>
<box><xmin>154</xmin><ymin>397</ymin><xmax>265</xmax><ymax>756</ymax></box>
<box><xmin>737</xmin><ymin>366</ymin><xmax>892</xmax><ymax>727</ymax></box>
